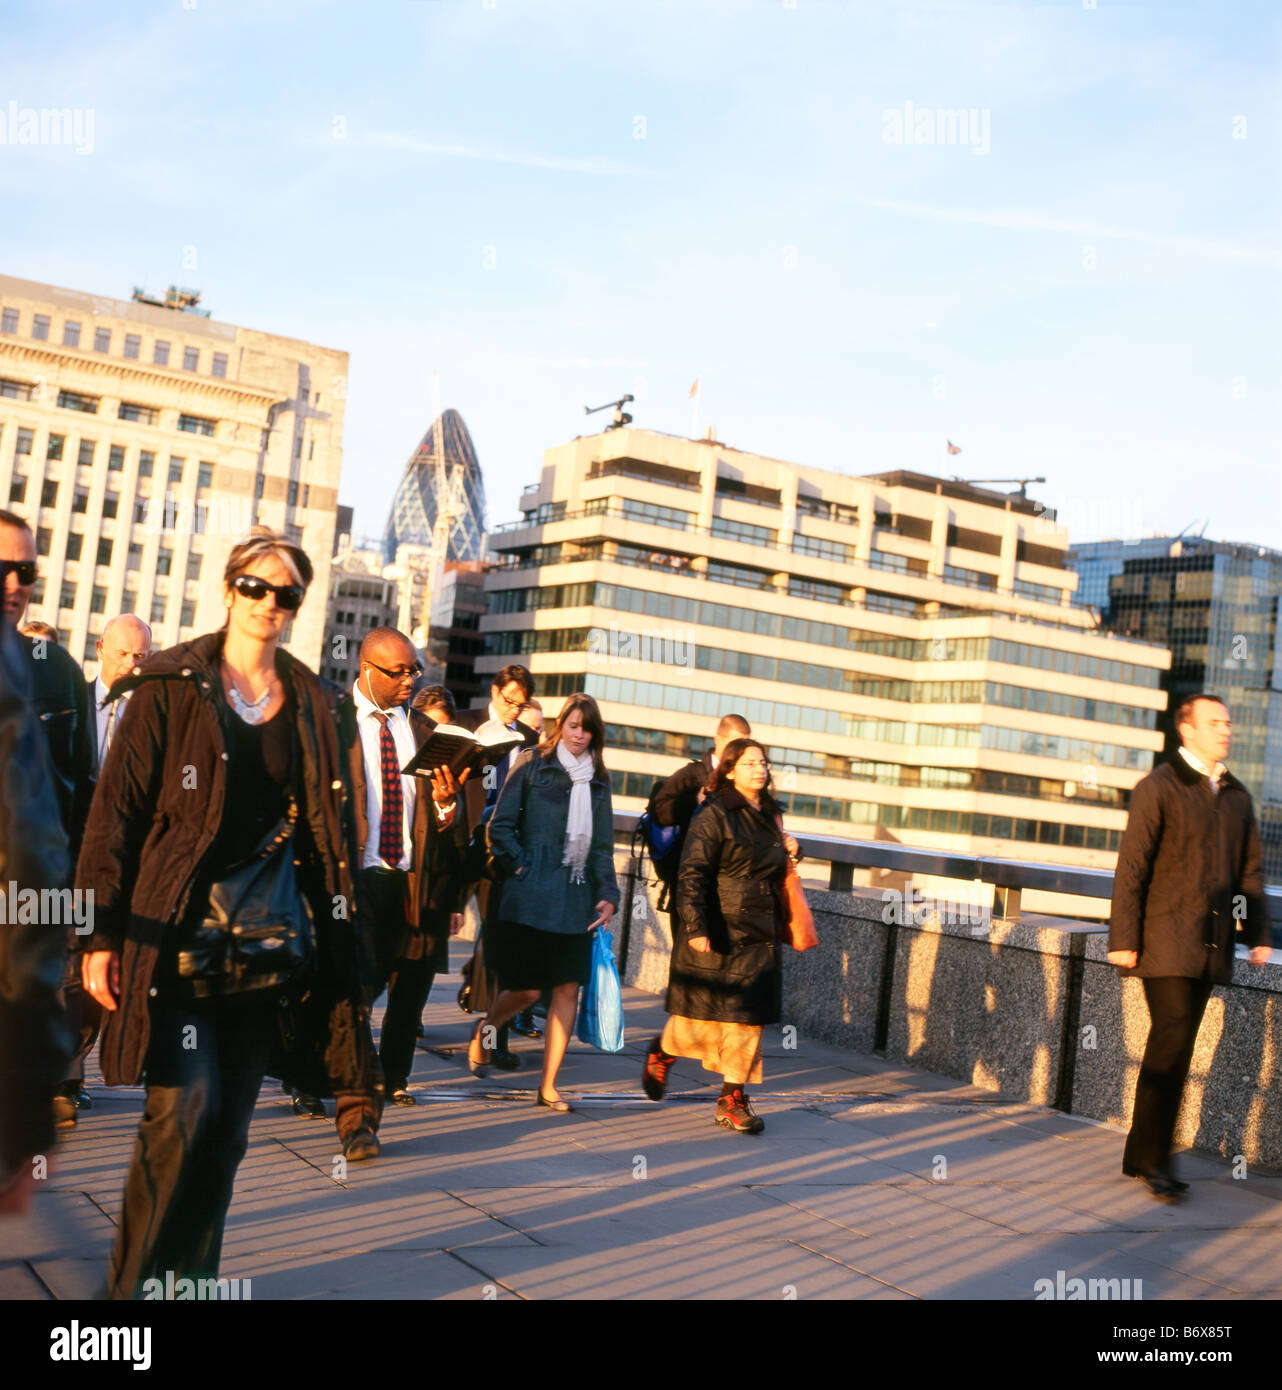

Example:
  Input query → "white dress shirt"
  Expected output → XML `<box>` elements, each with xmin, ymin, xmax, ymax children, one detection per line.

<box><xmin>94</xmin><ymin>675</ymin><xmax>130</xmax><ymax>774</ymax></box>
<box><xmin>353</xmin><ymin>679</ymin><xmax>418</xmax><ymax>871</ymax></box>
<box><xmin>1179</xmin><ymin>745</ymin><xmax>1225</xmax><ymax>794</ymax></box>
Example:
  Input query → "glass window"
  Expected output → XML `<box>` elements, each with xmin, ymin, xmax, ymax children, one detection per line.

<box><xmin>182</xmin><ymin>346</ymin><xmax>199</xmax><ymax>372</ymax></box>
<box><xmin>150</xmin><ymin>595</ymin><xmax>167</xmax><ymax>623</ymax></box>
<box><xmin>177</xmin><ymin>414</ymin><xmax>215</xmax><ymax>437</ymax></box>
<box><xmin>72</xmin><ymin>490</ymin><xmax>88</xmax><ymax>514</ymax></box>
<box><xmin>108</xmin><ymin>444</ymin><xmax>125</xmax><ymax>471</ymax></box>
<box><xmin>138</xmin><ymin>451</ymin><xmax>154</xmax><ymax>477</ymax></box>
<box><xmin>117</xmin><ymin>402</ymin><xmax>158</xmax><ymax>424</ymax></box>
<box><xmin>36</xmin><ymin>528</ymin><xmax>51</xmax><ymax>556</ymax></box>
<box><xmin>62</xmin><ymin>321</ymin><xmax>81</xmax><ymax>348</ymax></box>
<box><xmin>168</xmin><ymin>458</ymin><xmax>184</xmax><ymax>484</ymax></box>
<box><xmin>41</xmin><ymin>479</ymin><xmax>58</xmax><ymax>508</ymax></box>
<box><xmin>60</xmin><ymin>582</ymin><xmax>77</xmax><ymax>610</ymax></box>
<box><xmin>90</xmin><ymin>587</ymin><xmax>106</xmax><ymax>614</ymax></box>
<box><xmin>153</xmin><ymin>340</ymin><xmax>170</xmax><ymax>366</ymax></box>
<box><xmin>96</xmin><ymin>538</ymin><xmax>113</xmax><ymax>567</ymax></box>
<box><xmin>66</xmin><ymin>533</ymin><xmax>82</xmax><ymax>561</ymax></box>
<box><xmin>0</xmin><ymin>308</ymin><xmax>17</xmax><ymax>334</ymax></box>
<box><xmin>211</xmin><ymin>352</ymin><xmax>228</xmax><ymax>378</ymax></box>
<box><xmin>15</xmin><ymin>427</ymin><xmax>33</xmax><ymax>455</ymax></box>
<box><xmin>46</xmin><ymin>434</ymin><xmax>64</xmax><ymax>461</ymax></box>
<box><xmin>197</xmin><ymin>462</ymin><xmax>213</xmax><ymax>489</ymax></box>
<box><xmin>77</xmin><ymin>439</ymin><xmax>95</xmax><ymax>466</ymax></box>
<box><xmin>180</xmin><ymin>601</ymin><xmax>196</xmax><ymax>629</ymax></box>
<box><xmin>156</xmin><ymin>549</ymin><xmax>172</xmax><ymax>576</ymax></box>
<box><xmin>102</xmin><ymin>495</ymin><xmax>118</xmax><ymax>519</ymax></box>
<box><xmin>93</xmin><ymin>326</ymin><xmax>111</xmax><ymax>353</ymax></box>
<box><xmin>57</xmin><ymin>390</ymin><xmax>99</xmax><ymax>414</ymax></box>
<box><xmin>123</xmin><ymin>333</ymin><xmax>141</xmax><ymax>360</ymax></box>
<box><xmin>32</xmin><ymin>314</ymin><xmax>50</xmax><ymax>341</ymax></box>
<box><xmin>9</xmin><ymin>476</ymin><xmax>25</xmax><ymax>503</ymax></box>
<box><xmin>186</xmin><ymin>552</ymin><xmax>202</xmax><ymax>580</ymax></box>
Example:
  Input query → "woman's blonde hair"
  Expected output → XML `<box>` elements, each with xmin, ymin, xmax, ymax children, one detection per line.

<box><xmin>223</xmin><ymin>526</ymin><xmax>314</xmax><ymax>591</ymax></box>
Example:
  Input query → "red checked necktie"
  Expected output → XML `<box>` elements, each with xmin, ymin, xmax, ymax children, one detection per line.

<box><xmin>373</xmin><ymin>711</ymin><xmax>403</xmax><ymax>867</ymax></box>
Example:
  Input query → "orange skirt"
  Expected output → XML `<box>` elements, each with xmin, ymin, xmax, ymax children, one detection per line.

<box><xmin>660</xmin><ymin>1015</ymin><xmax>764</xmax><ymax>1085</ymax></box>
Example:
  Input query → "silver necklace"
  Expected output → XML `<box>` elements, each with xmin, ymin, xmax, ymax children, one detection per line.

<box><xmin>225</xmin><ymin>666</ymin><xmax>273</xmax><ymax>725</ymax></box>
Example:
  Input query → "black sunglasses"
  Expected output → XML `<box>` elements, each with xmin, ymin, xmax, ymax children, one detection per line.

<box><xmin>232</xmin><ymin>574</ymin><xmax>305</xmax><ymax>610</ymax></box>
<box><xmin>366</xmin><ymin>659</ymin><xmax>424</xmax><ymax>681</ymax></box>
<box><xmin>0</xmin><ymin>560</ymin><xmax>37</xmax><ymax>585</ymax></box>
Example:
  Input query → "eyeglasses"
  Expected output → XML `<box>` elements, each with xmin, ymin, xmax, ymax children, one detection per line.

<box><xmin>0</xmin><ymin>560</ymin><xmax>37</xmax><ymax>586</ymax></box>
<box><xmin>231</xmin><ymin>574</ymin><xmax>305</xmax><ymax>610</ymax></box>
<box><xmin>366</xmin><ymin>659</ymin><xmax>424</xmax><ymax>681</ymax></box>
<box><xmin>494</xmin><ymin>688</ymin><xmax>528</xmax><ymax>712</ymax></box>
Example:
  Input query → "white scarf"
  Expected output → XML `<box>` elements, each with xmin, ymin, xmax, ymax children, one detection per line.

<box><xmin>556</xmin><ymin>739</ymin><xmax>595</xmax><ymax>884</ymax></box>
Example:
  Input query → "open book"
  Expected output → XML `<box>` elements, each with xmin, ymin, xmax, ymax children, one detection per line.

<box><xmin>401</xmin><ymin>719</ymin><xmax>525</xmax><ymax>780</ymax></box>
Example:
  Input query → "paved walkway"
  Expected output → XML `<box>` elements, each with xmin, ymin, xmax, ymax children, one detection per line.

<box><xmin>6</xmin><ymin>945</ymin><xmax>1282</xmax><ymax>1300</ymax></box>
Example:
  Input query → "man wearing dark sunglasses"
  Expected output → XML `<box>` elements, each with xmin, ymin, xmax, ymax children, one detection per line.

<box><xmin>1</xmin><ymin>510</ymin><xmax>97</xmax><ymax>1129</ymax></box>
<box><xmin>0</xmin><ymin>511</ymin><xmax>94</xmax><ymax>860</ymax></box>
<box><xmin>331</xmin><ymin>627</ymin><xmax>466</xmax><ymax>1141</ymax></box>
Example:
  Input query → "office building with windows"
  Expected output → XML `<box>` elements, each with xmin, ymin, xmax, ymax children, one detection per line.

<box><xmin>477</xmin><ymin>428</ymin><xmax>1170</xmax><ymax>872</ymax></box>
<box><xmin>1067</xmin><ymin>535</ymin><xmax>1282</xmax><ymax>882</ymax></box>
<box><xmin>0</xmin><ymin>273</ymin><xmax>348</xmax><ymax>671</ymax></box>
<box><xmin>319</xmin><ymin>537</ymin><xmax>398</xmax><ymax>687</ymax></box>
<box><xmin>384</xmin><ymin>408</ymin><xmax>487</xmax><ymax>566</ymax></box>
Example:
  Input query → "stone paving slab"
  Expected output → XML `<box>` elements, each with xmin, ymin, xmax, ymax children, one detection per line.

<box><xmin>791</xmin><ymin>1230</ymin><xmax>1234</xmax><ymax>1300</ymax></box>
<box><xmin>5</xmin><ymin>946</ymin><xmax>1281</xmax><ymax>1300</ymax></box>
<box><xmin>442</xmin><ymin>1240</ymin><xmax>910</xmax><ymax>1300</ymax></box>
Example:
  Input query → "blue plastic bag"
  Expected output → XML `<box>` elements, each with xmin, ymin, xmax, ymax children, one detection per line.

<box><xmin>576</xmin><ymin>926</ymin><xmax>625</xmax><ymax>1052</ymax></box>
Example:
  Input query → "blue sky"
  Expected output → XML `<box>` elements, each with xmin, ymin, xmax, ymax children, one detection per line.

<box><xmin>3</xmin><ymin>0</ymin><xmax>1279</xmax><ymax>549</ymax></box>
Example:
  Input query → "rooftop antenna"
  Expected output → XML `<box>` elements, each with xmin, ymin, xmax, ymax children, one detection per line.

<box><xmin>584</xmin><ymin>394</ymin><xmax>634</xmax><ymax>431</ymax></box>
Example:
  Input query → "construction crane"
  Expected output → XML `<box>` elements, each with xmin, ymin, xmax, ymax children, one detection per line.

<box><xmin>584</xmin><ymin>394</ymin><xmax>634</xmax><ymax>430</ymax></box>
<box><xmin>952</xmin><ymin>475</ymin><xmax>1046</xmax><ymax>499</ymax></box>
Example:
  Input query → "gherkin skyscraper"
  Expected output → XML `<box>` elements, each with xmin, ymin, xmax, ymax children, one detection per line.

<box><xmin>383</xmin><ymin>409</ymin><xmax>487</xmax><ymax>564</ymax></box>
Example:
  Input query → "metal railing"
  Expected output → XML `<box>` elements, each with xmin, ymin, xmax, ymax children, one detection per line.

<box><xmin>613</xmin><ymin>810</ymin><xmax>1282</xmax><ymax>943</ymax></box>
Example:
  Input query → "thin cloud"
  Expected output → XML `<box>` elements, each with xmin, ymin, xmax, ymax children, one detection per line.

<box><xmin>361</xmin><ymin>130</ymin><xmax>654</xmax><ymax>177</ymax></box>
<box><xmin>867</xmin><ymin>199</ymin><xmax>1282</xmax><ymax>268</ymax></box>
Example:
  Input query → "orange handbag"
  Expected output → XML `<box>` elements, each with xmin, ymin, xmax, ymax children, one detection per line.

<box><xmin>774</xmin><ymin>815</ymin><xmax>818</xmax><ymax>952</ymax></box>
<box><xmin>783</xmin><ymin>865</ymin><xmax>818</xmax><ymax>952</ymax></box>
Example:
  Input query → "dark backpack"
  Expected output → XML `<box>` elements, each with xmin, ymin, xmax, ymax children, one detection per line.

<box><xmin>631</xmin><ymin>762</ymin><xmax>699</xmax><ymax>912</ymax></box>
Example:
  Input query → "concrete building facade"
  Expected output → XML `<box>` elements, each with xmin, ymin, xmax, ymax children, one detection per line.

<box><xmin>0</xmin><ymin>273</ymin><xmax>348</xmax><ymax>672</ymax></box>
<box><xmin>1068</xmin><ymin>534</ymin><xmax>1282</xmax><ymax>883</ymax></box>
<box><xmin>478</xmin><ymin>428</ymin><xmax>1170</xmax><ymax>872</ymax></box>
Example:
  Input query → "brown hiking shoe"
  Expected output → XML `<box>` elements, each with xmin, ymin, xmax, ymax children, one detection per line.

<box><xmin>715</xmin><ymin>1090</ymin><xmax>764</xmax><ymax>1134</ymax></box>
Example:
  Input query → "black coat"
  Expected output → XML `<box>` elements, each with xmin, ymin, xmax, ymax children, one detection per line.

<box><xmin>0</xmin><ymin>626</ymin><xmax>74</xmax><ymax>1177</ymax></box>
<box><xmin>652</xmin><ymin>752</ymin><xmax>712</xmax><ymax>830</ymax></box>
<box><xmin>75</xmin><ymin>631</ymin><xmax>369</xmax><ymax>1091</ymax></box>
<box><xmin>336</xmin><ymin>690</ymin><xmax>463</xmax><ymax>975</ymax></box>
<box><xmin>20</xmin><ymin>634</ymin><xmax>94</xmax><ymax>867</ymax></box>
<box><xmin>665</xmin><ymin>787</ymin><xmax>788</xmax><ymax>1025</ymax></box>
<box><xmin>1109</xmin><ymin>753</ymin><xmax>1271</xmax><ymax>985</ymax></box>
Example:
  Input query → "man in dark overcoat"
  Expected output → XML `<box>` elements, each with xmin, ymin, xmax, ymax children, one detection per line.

<box><xmin>1108</xmin><ymin>693</ymin><xmax>1272</xmax><ymax>1198</ymax></box>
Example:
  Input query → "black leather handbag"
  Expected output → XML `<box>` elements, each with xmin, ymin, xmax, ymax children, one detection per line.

<box><xmin>176</xmin><ymin>802</ymin><xmax>317</xmax><ymax>998</ymax></box>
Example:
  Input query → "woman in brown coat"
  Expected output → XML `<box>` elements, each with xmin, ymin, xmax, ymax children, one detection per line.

<box><xmin>77</xmin><ymin>528</ymin><xmax>367</xmax><ymax>1298</ymax></box>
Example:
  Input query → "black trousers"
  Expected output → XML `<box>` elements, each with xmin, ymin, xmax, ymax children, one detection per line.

<box><xmin>360</xmin><ymin>867</ymin><xmax>428</xmax><ymax>1092</ymax></box>
<box><xmin>106</xmin><ymin>992</ymin><xmax>277</xmax><ymax>1300</ymax></box>
<box><xmin>1123</xmin><ymin>974</ymin><xmax>1215</xmax><ymax>1175</ymax></box>
<box><xmin>61</xmin><ymin>975</ymin><xmax>101</xmax><ymax>1086</ymax></box>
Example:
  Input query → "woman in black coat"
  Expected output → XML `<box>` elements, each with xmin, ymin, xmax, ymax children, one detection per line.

<box><xmin>640</xmin><ymin>738</ymin><xmax>799</xmax><ymax>1134</ymax></box>
<box><xmin>77</xmin><ymin>527</ymin><xmax>368</xmax><ymax>1299</ymax></box>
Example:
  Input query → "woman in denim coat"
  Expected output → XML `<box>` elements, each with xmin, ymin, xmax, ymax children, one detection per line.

<box><xmin>467</xmin><ymin>693</ymin><xmax>619</xmax><ymax>1111</ymax></box>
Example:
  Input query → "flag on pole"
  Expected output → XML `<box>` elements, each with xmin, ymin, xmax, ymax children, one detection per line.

<box><xmin>946</xmin><ymin>440</ymin><xmax>962</xmax><ymax>455</ymax></box>
<box><xmin>689</xmin><ymin>378</ymin><xmax>701</xmax><ymax>399</ymax></box>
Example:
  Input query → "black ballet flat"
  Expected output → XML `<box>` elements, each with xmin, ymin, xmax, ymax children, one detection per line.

<box><xmin>536</xmin><ymin>1091</ymin><xmax>574</xmax><ymax>1113</ymax></box>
